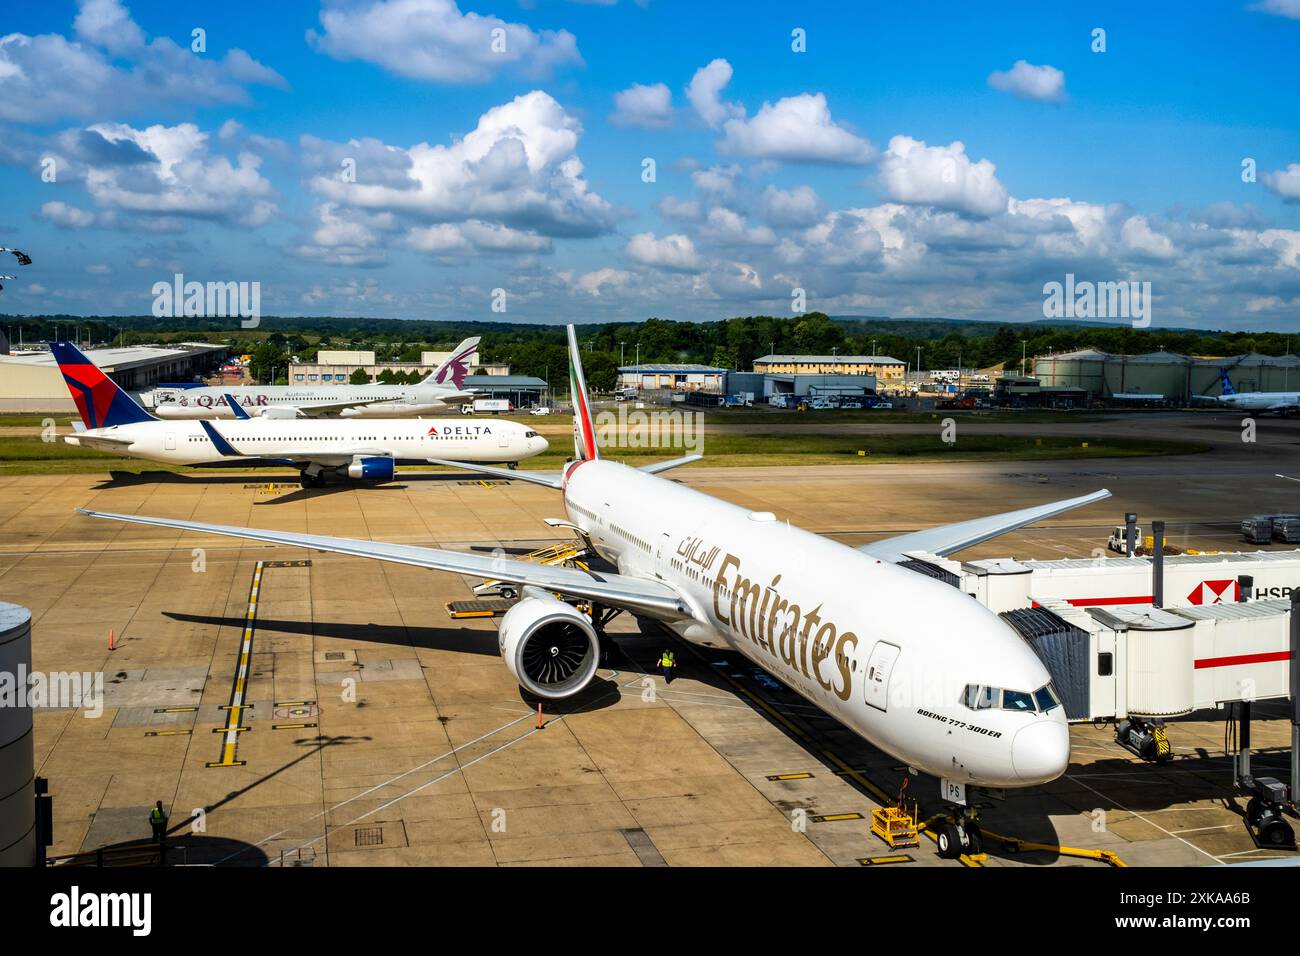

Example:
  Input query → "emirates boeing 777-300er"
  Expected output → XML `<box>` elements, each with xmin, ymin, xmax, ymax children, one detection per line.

<box><xmin>80</xmin><ymin>326</ymin><xmax>1110</xmax><ymax>858</ymax></box>
<box><xmin>52</xmin><ymin>342</ymin><xmax>547</xmax><ymax>486</ymax></box>
<box><xmin>148</xmin><ymin>336</ymin><xmax>482</xmax><ymax>419</ymax></box>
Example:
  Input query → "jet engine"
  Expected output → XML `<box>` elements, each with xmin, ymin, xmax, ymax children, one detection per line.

<box><xmin>346</xmin><ymin>455</ymin><xmax>396</xmax><ymax>481</ymax></box>
<box><xmin>498</xmin><ymin>593</ymin><xmax>600</xmax><ymax>699</ymax></box>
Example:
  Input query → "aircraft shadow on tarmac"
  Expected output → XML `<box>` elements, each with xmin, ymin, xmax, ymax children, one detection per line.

<box><xmin>163</xmin><ymin>610</ymin><xmax>502</xmax><ymax>658</ymax></box>
<box><xmin>96</xmin><ymin>469</ymin><xmax>476</xmax><ymax>494</ymax></box>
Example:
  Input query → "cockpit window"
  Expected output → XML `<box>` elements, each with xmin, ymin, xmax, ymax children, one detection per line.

<box><xmin>961</xmin><ymin>684</ymin><xmax>999</xmax><ymax>709</ymax></box>
<box><xmin>1002</xmin><ymin>690</ymin><xmax>1035</xmax><ymax>712</ymax></box>
<box><xmin>1034</xmin><ymin>685</ymin><xmax>1061</xmax><ymax>713</ymax></box>
<box><xmin>525</xmin><ymin>431</ymin><xmax>538</xmax><ymax>438</ymax></box>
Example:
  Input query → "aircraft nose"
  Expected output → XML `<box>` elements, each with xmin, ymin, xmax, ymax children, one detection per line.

<box><xmin>1011</xmin><ymin>720</ymin><xmax>1070</xmax><ymax>783</ymax></box>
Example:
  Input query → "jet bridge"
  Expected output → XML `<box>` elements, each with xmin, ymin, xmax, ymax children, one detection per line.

<box><xmin>900</xmin><ymin>547</ymin><xmax>1300</xmax><ymax>846</ymax></box>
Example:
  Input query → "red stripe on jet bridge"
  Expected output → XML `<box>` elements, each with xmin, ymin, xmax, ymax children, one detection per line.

<box><xmin>1031</xmin><ymin>595</ymin><xmax>1154</xmax><ymax>608</ymax></box>
<box><xmin>1194</xmin><ymin>650</ymin><xmax>1291</xmax><ymax>669</ymax></box>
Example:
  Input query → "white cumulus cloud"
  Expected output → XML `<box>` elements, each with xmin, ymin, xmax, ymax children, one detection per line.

<box><xmin>307</xmin><ymin>0</ymin><xmax>582</xmax><ymax>84</ymax></box>
<box><xmin>0</xmin><ymin>0</ymin><xmax>286</xmax><ymax>123</ymax></box>
<box><xmin>306</xmin><ymin>91</ymin><xmax>616</xmax><ymax>240</ymax></box>
<box><xmin>611</xmin><ymin>82</ymin><xmax>672</xmax><ymax>128</ymax></box>
<box><xmin>1263</xmin><ymin>163</ymin><xmax>1300</xmax><ymax>202</ymax></box>
<box><xmin>720</xmin><ymin>93</ymin><xmax>876</xmax><ymax>164</ymax></box>
<box><xmin>878</xmin><ymin>136</ymin><xmax>1009</xmax><ymax>217</ymax></box>
<box><xmin>686</xmin><ymin>58</ymin><xmax>743</xmax><ymax>127</ymax></box>
<box><xmin>988</xmin><ymin>60</ymin><xmax>1066</xmax><ymax>103</ymax></box>
<box><xmin>626</xmin><ymin>232</ymin><xmax>702</xmax><ymax>271</ymax></box>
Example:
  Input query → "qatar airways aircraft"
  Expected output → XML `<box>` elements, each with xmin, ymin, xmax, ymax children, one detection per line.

<box><xmin>80</xmin><ymin>327</ymin><xmax>1109</xmax><ymax>857</ymax></box>
<box><xmin>148</xmin><ymin>336</ymin><xmax>481</xmax><ymax>419</ymax></box>
<box><xmin>52</xmin><ymin>342</ymin><xmax>547</xmax><ymax>487</ymax></box>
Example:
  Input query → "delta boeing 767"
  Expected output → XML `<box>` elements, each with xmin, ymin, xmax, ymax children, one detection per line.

<box><xmin>52</xmin><ymin>342</ymin><xmax>547</xmax><ymax>486</ymax></box>
<box><xmin>80</xmin><ymin>326</ymin><xmax>1109</xmax><ymax>857</ymax></box>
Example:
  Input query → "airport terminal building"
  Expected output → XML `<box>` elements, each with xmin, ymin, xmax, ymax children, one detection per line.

<box><xmin>0</xmin><ymin>342</ymin><xmax>228</xmax><ymax>413</ymax></box>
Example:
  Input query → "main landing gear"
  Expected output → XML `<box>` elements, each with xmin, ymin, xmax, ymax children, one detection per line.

<box><xmin>299</xmin><ymin>470</ymin><xmax>326</xmax><ymax>489</ymax></box>
<box><xmin>584</xmin><ymin>602</ymin><xmax>624</xmax><ymax>665</ymax></box>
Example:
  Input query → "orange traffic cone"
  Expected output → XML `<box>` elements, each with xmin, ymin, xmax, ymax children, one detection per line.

<box><xmin>536</xmin><ymin>702</ymin><xmax>544</xmax><ymax>729</ymax></box>
<box><xmin>108</xmin><ymin>629</ymin><xmax>116</xmax><ymax>651</ymax></box>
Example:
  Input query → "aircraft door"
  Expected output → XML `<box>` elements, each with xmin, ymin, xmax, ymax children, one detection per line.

<box><xmin>165</xmin><ymin>432</ymin><xmax>176</xmax><ymax>451</ymax></box>
<box><xmin>864</xmin><ymin>641</ymin><xmax>900</xmax><ymax>712</ymax></box>
<box><xmin>499</xmin><ymin>429</ymin><xmax>509</xmax><ymax>448</ymax></box>
<box><xmin>655</xmin><ymin>532</ymin><xmax>670</xmax><ymax>579</ymax></box>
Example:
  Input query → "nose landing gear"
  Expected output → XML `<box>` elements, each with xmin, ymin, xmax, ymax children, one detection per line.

<box><xmin>934</xmin><ymin>807</ymin><xmax>984</xmax><ymax>859</ymax></box>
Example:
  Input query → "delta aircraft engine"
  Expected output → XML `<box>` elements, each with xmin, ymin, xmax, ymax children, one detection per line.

<box><xmin>345</xmin><ymin>456</ymin><xmax>396</xmax><ymax>482</ymax></box>
<box><xmin>497</xmin><ymin>590</ymin><xmax>601</xmax><ymax>699</ymax></box>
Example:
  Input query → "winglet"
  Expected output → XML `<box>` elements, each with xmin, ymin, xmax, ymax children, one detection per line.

<box><xmin>567</xmin><ymin>325</ymin><xmax>599</xmax><ymax>462</ymax></box>
<box><xmin>223</xmin><ymin>394</ymin><xmax>251</xmax><ymax>420</ymax></box>
<box><xmin>200</xmin><ymin>419</ymin><xmax>240</xmax><ymax>456</ymax></box>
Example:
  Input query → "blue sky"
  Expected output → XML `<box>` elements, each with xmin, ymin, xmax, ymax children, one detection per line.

<box><xmin>2</xmin><ymin>0</ymin><xmax>1300</xmax><ymax>330</ymax></box>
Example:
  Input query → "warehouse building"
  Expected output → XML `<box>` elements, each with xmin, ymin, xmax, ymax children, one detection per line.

<box><xmin>0</xmin><ymin>342</ymin><xmax>227</xmax><ymax>413</ymax></box>
<box><xmin>752</xmin><ymin>353</ymin><xmax>906</xmax><ymax>386</ymax></box>
<box><xmin>1032</xmin><ymin>349</ymin><xmax>1300</xmax><ymax>403</ymax></box>
<box><xmin>461</xmin><ymin>374</ymin><xmax>549</xmax><ymax>408</ymax></box>
<box><xmin>617</xmin><ymin>363</ymin><xmax>727</xmax><ymax>392</ymax></box>
<box><xmin>290</xmin><ymin>348</ymin><xmax>509</xmax><ymax>384</ymax></box>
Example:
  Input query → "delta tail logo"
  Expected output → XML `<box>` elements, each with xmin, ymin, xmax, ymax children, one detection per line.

<box><xmin>50</xmin><ymin>342</ymin><xmax>153</xmax><ymax>429</ymax></box>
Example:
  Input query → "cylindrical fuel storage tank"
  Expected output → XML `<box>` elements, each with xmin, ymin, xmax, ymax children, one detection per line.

<box><xmin>0</xmin><ymin>603</ymin><xmax>35</xmax><ymax>866</ymax></box>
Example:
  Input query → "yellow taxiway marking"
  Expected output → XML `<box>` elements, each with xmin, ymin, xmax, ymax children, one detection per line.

<box><xmin>811</xmin><ymin>812</ymin><xmax>865</xmax><ymax>823</ymax></box>
<box><xmin>207</xmin><ymin>561</ymin><xmax>264</xmax><ymax>769</ymax></box>
<box><xmin>272</xmin><ymin>722</ymin><xmax>319</xmax><ymax>731</ymax></box>
<box><xmin>767</xmin><ymin>772</ymin><xmax>815</xmax><ymax>781</ymax></box>
<box><xmin>858</xmin><ymin>855</ymin><xmax>914</xmax><ymax>866</ymax></box>
<box><xmin>144</xmin><ymin>730</ymin><xmax>192</xmax><ymax>737</ymax></box>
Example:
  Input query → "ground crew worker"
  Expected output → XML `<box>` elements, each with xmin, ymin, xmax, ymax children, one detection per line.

<box><xmin>658</xmin><ymin>649</ymin><xmax>676</xmax><ymax>684</ymax></box>
<box><xmin>149</xmin><ymin>801</ymin><xmax>168</xmax><ymax>846</ymax></box>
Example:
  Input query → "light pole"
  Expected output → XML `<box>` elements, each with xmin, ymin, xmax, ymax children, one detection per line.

<box><xmin>1021</xmin><ymin>340</ymin><xmax>1027</xmax><ymax>377</ymax></box>
<box><xmin>620</xmin><ymin>341</ymin><xmax>625</xmax><ymax>366</ymax></box>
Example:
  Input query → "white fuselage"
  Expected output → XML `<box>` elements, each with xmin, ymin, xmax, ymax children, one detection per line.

<box><xmin>149</xmin><ymin>383</ymin><xmax>470</xmax><ymax>419</ymax></box>
<box><xmin>562</xmin><ymin>459</ymin><xmax>1070</xmax><ymax>788</ymax></box>
<box><xmin>1218</xmin><ymin>391</ymin><xmax>1300</xmax><ymax>413</ymax></box>
<box><xmin>66</xmin><ymin>418</ymin><xmax>547</xmax><ymax>466</ymax></box>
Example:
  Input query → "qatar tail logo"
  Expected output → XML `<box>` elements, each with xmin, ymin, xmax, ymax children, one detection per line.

<box><xmin>433</xmin><ymin>344</ymin><xmax>476</xmax><ymax>387</ymax></box>
<box><xmin>1188</xmin><ymin>579</ymin><xmax>1238</xmax><ymax>605</ymax></box>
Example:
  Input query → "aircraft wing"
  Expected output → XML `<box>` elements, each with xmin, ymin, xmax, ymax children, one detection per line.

<box><xmin>858</xmin><ymin>489</ymin><xmax>1111</xmax><ymax>563</ymax></box>
<box><xmin>76</xmin><ymin>509</ymin><xmax>689</xmax><ymax>619</ymax></box>
<box><xmin>426</xmin><ymin>458</ymin><xmax>563</xmax><ymax>489</ymax></box>
<box><xmin>289</xmin><ymin>397</ymin><xmax>383</xmax><ymax>417</ymax></box>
